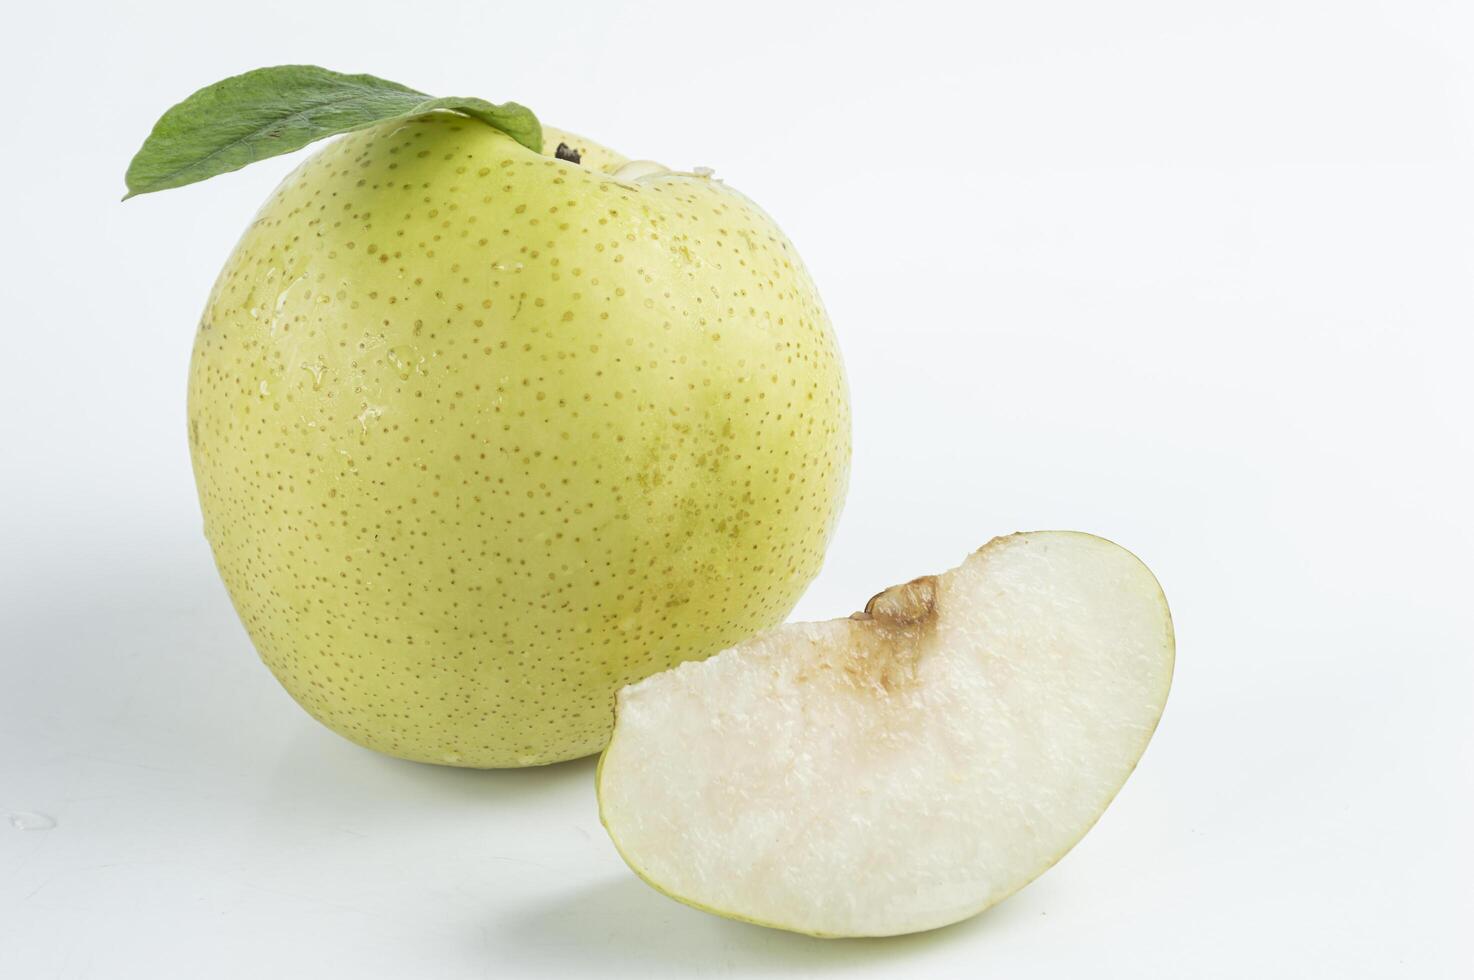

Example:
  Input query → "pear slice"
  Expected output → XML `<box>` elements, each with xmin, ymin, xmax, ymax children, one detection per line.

<box><xmin>596</xmin><ymin>531</ymin><xmax>1174</xmax><ymax>937</ymax></box>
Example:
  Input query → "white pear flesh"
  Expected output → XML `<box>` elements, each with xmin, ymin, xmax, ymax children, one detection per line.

<box><xmin>596</xmin><ymin>531</ymin><xmax>1174</xmax><ymax>938</ymax></box>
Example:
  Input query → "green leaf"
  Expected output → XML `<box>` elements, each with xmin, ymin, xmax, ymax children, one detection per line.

<box><xmin>123</xmin><ymin>65</ymin><xmax>542</xmax><ymax>199</ymax></box>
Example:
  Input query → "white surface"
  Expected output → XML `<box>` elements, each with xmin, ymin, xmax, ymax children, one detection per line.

<box><xmin>2</xmin><ymin>1</ymin><xmax>1471</xmax><ymax>976</ymax></box>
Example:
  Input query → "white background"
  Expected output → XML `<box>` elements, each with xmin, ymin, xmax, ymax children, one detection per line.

<box><xmin>2</xmin><ymin>1</ymin><xmax>1471</xmax><ymax>976</ymax></box>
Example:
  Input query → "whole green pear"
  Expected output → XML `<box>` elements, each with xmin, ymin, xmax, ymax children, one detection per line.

<box><xmin>188</xmin><ymin>116</ymin><xmax>850</xmax><ymax>767</ymax></box>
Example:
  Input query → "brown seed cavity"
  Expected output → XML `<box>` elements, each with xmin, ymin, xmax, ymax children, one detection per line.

<box><xmin>858</xmin><ymin>575</ymin><xmax>939</xmax><ymax>625</ymax></box>
<box><xmin>841</xmin><ymin>576</ymin><xmax>940</xmax><ymax>694</ymax></box>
